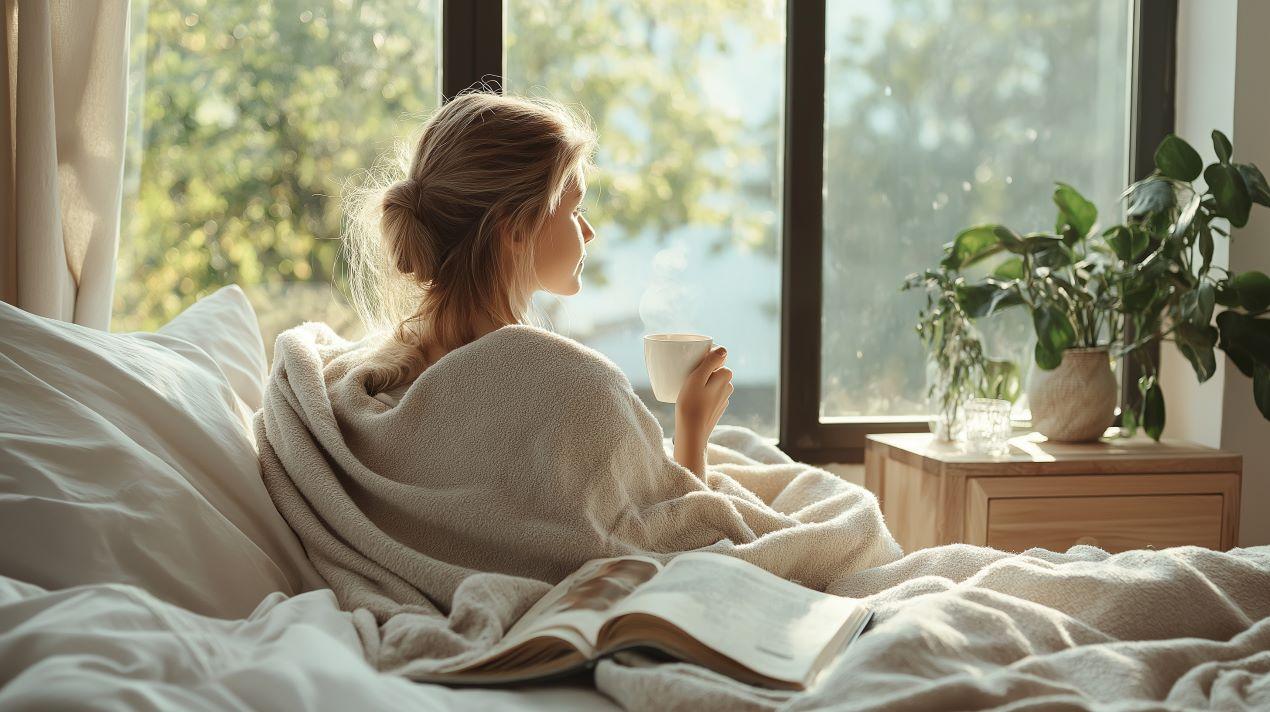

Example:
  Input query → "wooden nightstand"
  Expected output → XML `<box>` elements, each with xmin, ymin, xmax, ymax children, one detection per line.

<box><xmin>864</xmin><ymin>432</ymin><xmax>1242</xmax><ymax>553</ymax></box>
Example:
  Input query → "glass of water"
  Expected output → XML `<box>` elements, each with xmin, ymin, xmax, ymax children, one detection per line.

<box><xmin>963</xmin><ymin>398</ymin><xmax>1013</xmax><ymax>457</ymax></box>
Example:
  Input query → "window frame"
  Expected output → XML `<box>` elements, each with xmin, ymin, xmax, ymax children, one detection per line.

<box><xmin>778</xmin><ymin>0</ymin><xmax>1177</xmax><ymax>463</ymax></box>
<box><xmin>441</xmin><ymin>0</ymin><xmax>503</xmax><ymax>100</ymax></box>
<box><xmin>442</xmin><ymin>0</ymin><xmax>1177</xmax><ymax>464</ymax></box>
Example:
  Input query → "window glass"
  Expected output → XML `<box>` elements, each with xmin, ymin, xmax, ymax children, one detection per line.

<box><xmin>505</xmin><ymin>0</ymin><xmax>786</xmax><ymax>438</ymax></box>
<box><xmin>820</xmin><ymin>0</ymin><xmax>1132</xmax><ymax>418</ymax></box>
<box><xmin>114</xmin><ymin>0</ymin><xmax>441</xmax><ymax>354</ymax></box>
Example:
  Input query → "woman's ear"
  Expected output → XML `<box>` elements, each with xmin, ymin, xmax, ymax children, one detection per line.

<box><xmin>504</xmin><ymin>219</ymin><xmax>536</xmax><ymax>254</ymax></box>
<box><xmin>505</xmin><ymin>226</ymin><xmax>527</xmax><ymax>254</ymax></box>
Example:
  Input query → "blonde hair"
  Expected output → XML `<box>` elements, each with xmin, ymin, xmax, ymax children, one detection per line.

<box><xmin>340</xmin><ymin>91</ymin><xmax>597</xmax><ymax>394</ymax></box>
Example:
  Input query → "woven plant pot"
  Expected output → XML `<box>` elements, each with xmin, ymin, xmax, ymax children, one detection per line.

<box><xmin>1027</xmin><ymin>346</ymin><xmax>1117</xmax><ymax>442</ymax></box>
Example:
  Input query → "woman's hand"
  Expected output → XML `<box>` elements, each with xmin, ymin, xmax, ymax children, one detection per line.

<box><xmin>673</xmin><ymin>345</ymin><xmax>733</xmax><ymax>476</ymax></box>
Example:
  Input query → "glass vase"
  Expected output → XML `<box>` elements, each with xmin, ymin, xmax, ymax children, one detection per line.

<box><xmin>925</xmin><ymin>359</ymin><xmax>966</xmax><ymax>442</ymax></box>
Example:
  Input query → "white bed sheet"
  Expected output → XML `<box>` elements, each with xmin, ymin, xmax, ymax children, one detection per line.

<box><xmin>0</xmin><ymin>574</ymin><xmax>619</xmax><ymax>711</ymax></box>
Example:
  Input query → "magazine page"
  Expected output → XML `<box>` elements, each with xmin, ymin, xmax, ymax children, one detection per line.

<box><xmin>490</xmin><ymin>555</ymin><xmax>664</xmax><ymax>659</ymax></box>
<box><xmin>598</xmin><ymin>551</ymin><xmax>865</xmax><ymax>685</ymax></box>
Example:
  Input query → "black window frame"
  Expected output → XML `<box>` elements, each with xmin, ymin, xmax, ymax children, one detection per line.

<box><xmin>781</xmin><ymin>0</ymin><xmax>1177</xmax><ymax>463</ymax></box>
<box><xmin>441</xmin><ymin>0</ymin><xmax>1177</xmax><ymax>464</ymax></box>
<box><xmin>441</xmin><ymin>0</ymin><xmax>503</xmax><ymax>100</ymax></box>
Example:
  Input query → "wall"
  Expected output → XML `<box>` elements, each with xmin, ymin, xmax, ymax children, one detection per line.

<box><xmin>1167</xmin><ymin>0</ymin><xmax>1270</xmax><ymax>545</ymax></box>
<box><xmin>1159</xmin><ymin>0</ymin><xmax>1236</xmax><ymax>449</ymax></box>
<box><xmin>1224</xmin><ymin>0</ymin><xmax>1270</xmax><ymax>546</ymax></box>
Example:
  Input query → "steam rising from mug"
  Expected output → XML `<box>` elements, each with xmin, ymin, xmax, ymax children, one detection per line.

<box><xmin>639</xmin><ymin>244</ymin><xmax>700</xmax><ymax>334</ymax></box>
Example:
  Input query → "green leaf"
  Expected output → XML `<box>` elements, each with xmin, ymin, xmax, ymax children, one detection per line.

<box><xmin>1122</xmin><ymin>272</ymin><xmax>1161</xmax><ymax>313</ymax></box>
<box><xmin>1035</xmin><ymin>341</ymin><xmax>1062</xmax><ymax>370</ymax></box>
<box><xmin>1204</xmin><ymin>163</ymin><xmax>1252</xmax><ymax>228</ymax></box>
<box><xmin>1154</xmin><ymin>134</ymin><xmax>1203</xmax><ymax>181</ymax></box>
<box><xmin>1233</xmin><ymin>270</ymin><xmax>1270</xmax><ymax>312</ymax></box>
<box><xmin>1180</xmin><ymin>284</ymin><xmax>1215</xmax><ymax>327</ymax></box>
<box><xmin>1053</xmin><ymin>181</ymin><xmax>1097</xmax><ymax>242</ymax></box>
<box><xmin>1104</xmin><ymin>225</ymin><xmax>1149</xmax><ymax>262</ymax></box>
<box><xmin>1212</xmin><ymin>129</ymin><xmax>1232</xmax><ymax>164</ymax></box>
<box><xmin>978</xmin><ymin>359</ymin><xmax>1022</xmax><ymax>402</ymax></box>
<box><xmin>1130</xmin><ymin>227</ymin><xmax>1150</xmax><ymax>261</ymax></box>
<box><xmin>1104</xmin><ymin>226</ymin><xmax>1131</xmax><ymax>261</ymax></box>
<box><xmin>956</xmin><ymin>279</ymin><xmax>1025</xmax><ymax>318</ymax></box>
<box><xmin>1004</xmin><ymin>231</ymin><xmax>1064</xmax><ymax>256</ymax></box>
<box><xmin>992</xmin><ymin>225</ymin><xmax>1026</xmax><ymax>252</ymax></box>
<box><xmin>1215</xmin><ymin>279</ymin><xmax>1241</xmax><ymax>308</ymax></box>
<box><xmin>1216</xmin><ymin>311</ymin><xmax>1270</xmax><ymax>378</ymax></box>
<box><xmin>943</xmin><ymin>224</ymin><xmax>1004</xmax><ymax>269</ymax></box>
<box><xmin>1197</xmin><ymin>281</ymin><xmax>1216</xmax><ymax>325</ymax></box>
<box><xmin>1199</xmin><ymin>230</ymin><xmax>1214</xmax><ymax>275</ymax></box>
<box><xmin>1033</xmin><ymin>241</ymin><xmax>1075</xmax><ymax>269</ymax></box>
<box><xmin>1143</xmin><ymin>382</ymin><xmax>1166</xmax><ymax>440</ymax></box>
<box><xmin>1171</xmin><ymin>191</ymin><xmax>1202</xmax><ymax>242</ymax></box>
<box><xmin>1254</xmin><ymin>363</ymin><xmax>1270</xmax><ymax>420</ymax></box>
<box><xmin>1175</xmin><ymin>322</ymin><xmax>1219</xmax><ymax>382</ymax></box>
<box><xmin>1121</xmin><ymin>404</ymin><xmax>1139</xmax><ymax>438</ymax></box>
<box><xmin>1124</xmin><ymin>177</ymin><xmax>1176</xmax><ymax>220</ymax></box>
<box><xmin>1235</xmin><ymin>163</ymin><xmax>1270</xmax><ymax>207</ymax></box>
<box><xmin>1032</xmin><ymin>306</ymin><xmax>1076</xmax><ymax>370</ymax></box>
<box><xmin>992</xmin><ymin>257</ymin><xmax>1025</xmax><ymax>281</ymax></box>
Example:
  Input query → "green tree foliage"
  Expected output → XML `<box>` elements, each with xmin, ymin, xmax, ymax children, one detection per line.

<box><xmin>114</xmin><ymin>0</ymin><xmax>781</xmax><ymax>350</ymax></box>
<box><xmin>507</xmin><ymin>0</ymin><xmax>783</xmax><ymax>266</ymax></box>
<box><xmin>113</xmin><ymin>0</ymin><xmax>441</xmax><ymax>339</ymax></box>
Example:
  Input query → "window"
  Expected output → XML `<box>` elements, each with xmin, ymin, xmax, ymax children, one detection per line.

<box><xmin>118</xmin><ymin>1</ymin><xmax>1174</xmax><ymax>461</ymax></box>
<box><xmin>782</xmin><ymin>0</ymin><xmax>1169</xmax><ymax>461</ymax></box>
<box><xmin>504</xmin><ymin>1</ymin><xmax>786</xmax><ymax>439</ymax></box>
<box><xmin>819</xmin><ymin>1</ymin><xmax>1132</xmax><ymax>419</ymax></box>
<box><xmin>114</xmin><ymin>0</ymin><xmax>442</xmax><ymax>352</ymax></box>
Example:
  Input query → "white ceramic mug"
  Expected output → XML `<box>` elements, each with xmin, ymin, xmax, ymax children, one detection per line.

<box><xmin>643</xmin><ymin>333</ymin><xmax>713</xmax><ymax>403</ymax></box>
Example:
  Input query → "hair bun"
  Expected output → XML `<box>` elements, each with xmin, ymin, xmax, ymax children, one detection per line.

<box><xmin>381</xmin><ymin>179</ymin><xmax>440</xmax><ymax>280</ymax></box>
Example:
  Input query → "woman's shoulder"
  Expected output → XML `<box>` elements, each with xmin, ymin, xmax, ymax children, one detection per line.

<box><xmin>478</xmin><ymin>324</ymin><xmax>633</xmax><ymax>391</ymax></box>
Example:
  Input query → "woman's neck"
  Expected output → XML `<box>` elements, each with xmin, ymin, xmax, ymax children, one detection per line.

<box><xmin>422</xmin><ymin>315</ymin><xmax>511</xmax><ymax>365</ymax></box>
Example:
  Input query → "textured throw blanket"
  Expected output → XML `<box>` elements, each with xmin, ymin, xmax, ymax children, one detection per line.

<box><xmin>257</xmin><ymin>322</ymin><xmax>1270</xmax><ymax>711</ymax></box>
<box><xmin>255</xmin><ymin>322</ymin><xmax>902</xmax><ymax>674</ymax></box>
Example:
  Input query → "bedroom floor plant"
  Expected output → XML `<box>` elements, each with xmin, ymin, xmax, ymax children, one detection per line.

<box><xmin>907</xmin><ymin>130</ymin><xmax>1270</xmax><ymax>441</ymax></box>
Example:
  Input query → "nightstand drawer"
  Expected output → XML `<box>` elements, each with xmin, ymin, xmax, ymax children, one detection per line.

<box><xmin>985</xmin><ymin>494</ymin><xmax>1223</xmax><ymax>553</ymax></box>
<box><xmin>965</xmin><ymin>473</ymin><xmax>1240</xmax><ymax>553</ymax></box>
<box><xmin>866</xmin><ymin>434</ymin><xmax>1243</xmax><ymax>553</ymax></box>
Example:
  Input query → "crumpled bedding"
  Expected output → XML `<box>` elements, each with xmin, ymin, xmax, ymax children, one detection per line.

<box><xmin>597</xmin><ymin>542</ymin><xmax>1270</xmax><ymax>711</ymax></box>
<box><xmin>4</xmin><ymin>543</ymin><xmax>1267</xmax><ymax>712</ymax></box>
<box><xmin>250</xmin><ymin>320</ymin><xmax>1270</xmax><ymax>710</ymax></box>
<box><xmin>0</xmin><ymin>573</ymin><xmax>617</xmax><ymax>711</ymax></box>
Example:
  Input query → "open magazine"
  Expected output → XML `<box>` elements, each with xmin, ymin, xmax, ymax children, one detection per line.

<box><xmin>410</xmin><ymin>551</ymin><xmax>872</xmax><ymax>691</ymax></box>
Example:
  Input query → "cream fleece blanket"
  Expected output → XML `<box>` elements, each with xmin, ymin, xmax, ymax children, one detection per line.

<box><xmin>255</xmin><ymin>322</ymin><xmax>902</xmax><ymax>672</ymax></box>
<box><xmin>256</xmin><ymin>322</ymin><xmax>1270</xmax><ymax>711</ymax></box>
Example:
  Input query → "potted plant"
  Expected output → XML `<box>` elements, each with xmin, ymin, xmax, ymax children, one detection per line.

<box><xmin>909</xmin><ymin>130</ymin><xmax>1270</xmax><ymax>442</ymax></box>
<box><xmin>903</xmin><ymin>267</ymin><xmax>1022</xmax><ymax>441</ymax></box>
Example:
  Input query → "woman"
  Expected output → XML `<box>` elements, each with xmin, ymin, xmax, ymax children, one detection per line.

<box><xmin>348</xmin><ymin>91</ymin><xmax>731</xmax><ymax>478</ymax></box>
<box><xmin>256</xmin><ymin>91</ymin><xmax>898</xmax><ymax>621</ymax></box>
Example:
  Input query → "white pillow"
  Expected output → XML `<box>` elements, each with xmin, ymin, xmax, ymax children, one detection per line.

<box><xmin>0</xmin><ymin>288</ymin><xmax>323</xmax><ymax>618</ymax></box>
<box><xmin>157</xmin><ymin>284</ymin><xmax>268</xmax><ymax>414</ymax></box>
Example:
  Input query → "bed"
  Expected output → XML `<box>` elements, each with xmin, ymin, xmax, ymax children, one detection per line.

<box><xmin>2</xmin><ymin>287</ymin><xmax>1267</xmax><ymax>711</ymax></box>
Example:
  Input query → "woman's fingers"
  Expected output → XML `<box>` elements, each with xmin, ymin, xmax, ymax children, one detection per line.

<box><xmin>688</xmin><ymin>346</ymin><xmax>727</xmax><ymax>384</ymax></box>
<box><xmin>706</xmin><ymin>366</ymin><xmax>733</xmax><ymax>388</ymax></box>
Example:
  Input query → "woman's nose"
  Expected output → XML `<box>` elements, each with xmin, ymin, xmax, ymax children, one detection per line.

<box><xmin>582</xmin><ymin>216</ymin><xmax>596</xmax><ymax>243</ymax></box>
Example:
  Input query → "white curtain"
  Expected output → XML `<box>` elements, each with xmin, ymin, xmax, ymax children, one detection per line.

<box><xmin>1</xmin><ymin>0</ymin><xmax>130</xmax><ymax>329</ymax></box>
